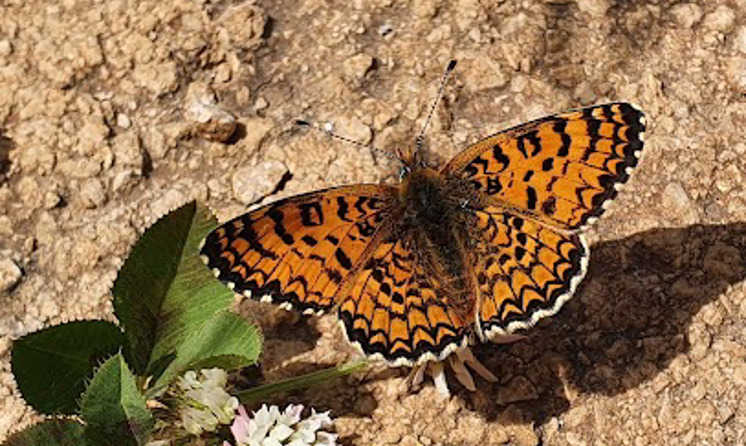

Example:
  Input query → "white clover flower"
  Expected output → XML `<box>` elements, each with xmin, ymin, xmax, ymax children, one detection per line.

<box><xmin>176</xmin><ymin>368</ymin><xmax>239</xmax><ymax>435</ymax></box>
<box><xmin>229</xmin><ymin>403</ymin><xmax>337</xmax><ymax>446</ymax></box>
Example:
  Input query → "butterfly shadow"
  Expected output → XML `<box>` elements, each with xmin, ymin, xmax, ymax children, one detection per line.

<box><xmin>462</xmin><ymin>221</ymin><xmax>746</xmax><ymax>424</ymax></box>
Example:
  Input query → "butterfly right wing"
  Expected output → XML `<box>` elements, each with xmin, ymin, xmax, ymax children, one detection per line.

<box><xmin>469</xmin><ymin>206</ymin><xmax>589</xmax><ymax>340</ymax></box>
<box><xmin>442</xmin><ymin>103</ymin><xmax>646</xmax><ymax>230</ymax></box>
<box><xmin>200</xmin><ymin>185</ymin><xmax>398</xmax><ymax>314</ymax></box>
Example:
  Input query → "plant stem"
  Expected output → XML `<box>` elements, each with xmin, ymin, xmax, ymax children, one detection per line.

<box><xmin>236</xmin><ymin>360</ymin><xmax>369</xmax><ymax>405</ymax></box>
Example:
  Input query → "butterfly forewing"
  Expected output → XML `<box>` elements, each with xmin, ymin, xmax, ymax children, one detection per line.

<box><xmin>442</xmin><ymin>102</ymin><xmax>646</xmax><ymax>230</ymax></box>
<box><xmin>200</xmin><ymin>185</ymin><xmax>397</xmax><ymax>313</ymax></box>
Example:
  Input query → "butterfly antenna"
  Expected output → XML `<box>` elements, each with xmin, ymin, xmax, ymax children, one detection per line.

<box><xmin>415</xmin><ymin>60</ymin><xmax>457</xmax><ymax>153</ymax></box>
<box><xmin>294</xmin><ymin>119</ymin><xmax>401</xmax><ymax>163</ymax></box>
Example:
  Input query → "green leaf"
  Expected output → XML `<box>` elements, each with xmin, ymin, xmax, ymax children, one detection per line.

<box><xmin>152</xmin><ymin>311</ymin><xmax>262</xmax><ymax>391</ymax></box>
<box><xmin>236</xmin><ymin>360</ymin><xmax>368</xmax><ymax>405</ymax></box>
<box><xmin>80</xmin><ymin>353</ymin><xmax>153</xmax><ymax>446</ymax></box>
<box><xmin>11</xmin><ymin>321</ymin><xmax>125</xmax><ymax>415</ymax></box>
<box><xmin>3</xmin><ymin>419</ymin><xmax>85</xmax><ymax>446</ymax></box>
<box><xmin>112</xmin><ymin>201</ymin><xmax>235</xmax><ymax>378</ymax></box>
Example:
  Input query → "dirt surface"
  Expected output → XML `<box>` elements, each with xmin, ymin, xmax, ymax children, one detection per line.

<box><xmin>1</xmin><ymin>0</ymin><xmax>746</xmax><ymax>444</ymax></box>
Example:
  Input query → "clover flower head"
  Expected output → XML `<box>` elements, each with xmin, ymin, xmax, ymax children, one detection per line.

<box><xmin>176</xmin><ymin>368</ymin><xmax>239</xmax><ymax>435</ymax></box>
<box><xmin>228</xmin><ymin>403</ymin><xmax>337</xmax><ymax>446</ymax></box>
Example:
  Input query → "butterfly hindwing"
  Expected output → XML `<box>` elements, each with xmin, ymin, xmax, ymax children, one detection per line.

<box><xmin>443</xmin><ymin>102</ymin><xmax>646</xmax><ymax>229</ymax></box>
<box><xmin>200</xmin><ymin>185</ymin><xmax>397</xmax><ymax>314</ymax></box>
<box><xmin>339</xmin><ymin>235</ymin><xmax>470</xmax><ymax>365</ymax></box>
<box><xmin>471</xmin><ymin>206</ymin><xmax>589</xmax><ymax>339</ymax></box>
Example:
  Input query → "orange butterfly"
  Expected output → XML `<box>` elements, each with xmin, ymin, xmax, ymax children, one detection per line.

<box><xmin>200</xmin><ymin>65</ymin><xmax>646</xmax><ymax>367</ymax></box>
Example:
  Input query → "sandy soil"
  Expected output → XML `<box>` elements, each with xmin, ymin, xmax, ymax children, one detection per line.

<box><xmin>1</xmin><ymin>0</ymin><xmax>746</xmax><ymax>444</ymax></box>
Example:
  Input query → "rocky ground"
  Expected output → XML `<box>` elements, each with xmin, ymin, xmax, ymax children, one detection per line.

<box><xmin>1</xmin><ymin>0</ymin><xmax>746</xmax><ymax>444</ymax></box>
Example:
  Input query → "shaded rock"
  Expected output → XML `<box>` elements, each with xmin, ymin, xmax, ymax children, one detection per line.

<box><xmin>497</xmin><ymin>376</ymin><xmax>538</xmax><ymax>405</ymax></box>
<box><xmin>0</xmin><ymin>257</ymin><xmax>22</xmax><ymax>292</ymax></box>
<box><xmin>186</xmin><ymin>82</ymin><xmax>237</xmax><ymax>143</ymax></box>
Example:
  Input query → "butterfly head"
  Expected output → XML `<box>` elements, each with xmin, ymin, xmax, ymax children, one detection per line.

<box><xmin>396</xmin><ymin>145</ymin><xmax>428</xmax><ymax>180</ymax></box>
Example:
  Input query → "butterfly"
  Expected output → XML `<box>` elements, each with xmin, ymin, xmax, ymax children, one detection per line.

<box><xmin>200</xmin><ymin>73</ymin><xmax>646</xmax><ymax>367</ymax></box>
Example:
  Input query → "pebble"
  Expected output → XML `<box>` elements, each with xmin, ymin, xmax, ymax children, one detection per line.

<box><xmin>232</xmin><ymin>160</ymin><xmax>288</xmax><ymax>205</ymax></box>
<box><xmin>116</xmin><ymin>113</ymin><xmax>132</xmax><ymax>129</ymax></box>
<box><xmin>112</xmin><ymin>131</ymin><xmax>143</xmax><ymax>169</ymax></box>
<box><xmin>661</xmin><ymin>181</ymin><xmax>697</xmax><ymax>223</ymax></box>
<box><xmin>0</xmin><ymin>40</ymin><xmax>12</xmax><ymax>57</ymax></box>
<box><xmin>576</xmin><ymin>0</ymin><xmax>611</xmax><ymax>17</ymax></box>
<box><xmin>703</xmin><ymin>242</ymin><xmax>743</xmax><ymax>280</ymax></box>
<box><xmin>79</xmin><ymin>178</ymin><xmax>107</xmax><ymax>209</ymax></box>
<box><xmin>133</xmin><ymin>61</ymin><xmax>179</xmax><ymax>96</ymax></box>
<box><xmin>728</xmin><ymin>57</ymin><xmax>746</xmax><ymax>92</ymax></box>
<box><xmin>343</xmin><ymin>53</ymin><xmax>374</xmax><ymax>81</ymax></box>
<box><xmin>186</xmin><ymin>83</ymin><xmax>237</xmax><ymax>143</ymax></box>
<box><xmin>254</xmin><ymin>96</ymin><xmax>269</xmax><ymax>111</ymax></box>
<box><xmin>0</xmin><ymin>257</ymin><xmax>22</xmax><ymax>292</ymax></box>
<box><xmin>702</xmin><ymin>5</ymin><xmax>736</xmax><ymax>32</ymax></box>
<box><xmin>460</xmin><ymin>54</ymin><xmax>508</xmax><ymax>92</ymax></box>
<box><xmin>669</xmin><ymin>3</ymin><xmax>703</xmax><ymax>29</ymax></box>
<box><xmin>242</xmin><ymin>118</ymin><xmax>273</xmax><ymax>155</ymax></box>
<box><xmin>219</xmin><ymin>3</ymin><xmax>266</xmax><ymax>50</ymax></box>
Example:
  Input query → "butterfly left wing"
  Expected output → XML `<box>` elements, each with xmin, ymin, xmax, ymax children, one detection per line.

<box><xmin>200</xmin><ymin>185</ymin><xmax>397</xmax><ymax>314</ymax></box>
<box><xmin>469</xmin><ymin>206</ymin><xmax>589</xmax><ymax>340</ymax></box>
<box><xmin>442</xmin><ymin>102</ymin><xmax>646</xmax><ymax>230</ymax></box>
<box><xmin>339</xmin><ymin>235</ymin><xmax>471</xmax><ymax>365</ymax></box>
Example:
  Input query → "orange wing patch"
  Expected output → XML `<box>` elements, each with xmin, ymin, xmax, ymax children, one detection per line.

<box><xmin>200</xmin><ymin>185</ymin><xmax>396</xmax><ymax>314</ymax></box>
<box><xmin>339</xmin><ymin>236</ymin><xmax>469</xmax><ymax>365</ymax></box>
<box><xmin>442</xmin><ymin>102</ymin><xmax>646</xmax><ymax>229</ymax></box>
<box><xmin>471</xmin><ymin>206</ymin><xmax>588</xmax><ymax>340</ymax></box>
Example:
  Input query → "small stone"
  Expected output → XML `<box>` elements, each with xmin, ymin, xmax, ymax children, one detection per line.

<box><xmin>79</xmin><ymin>178</ymin><xmax>107</xmax><ymax>209</ymax></box>
<box><xmin>112</xmin><ymin>131</ymin><xmax>143</xmax><ymax>170</ymax></box>
<box><xmin>219</xmin><ymin>3</ymin><xmax>266</xmax><ymax>50</ymax></box>
<box><xmin>661</xmin><ymin>181</ymin><xmax>697</xmax><ymax>223</ymax></box>
<box><xmin>669</xmin><ymin>3</ymin><xmax>703</xmax><ymax>29</ymax></box>
<box><xmin>343</xmin><ymin>53</ymin><xmax>375</xmax><ymax>81</ymax></box>
<box><xmin>192</xmin><ymin>109</ymin><xmax>237</xmax><ymax>143</ymax></box>
<box><xmin>254</xmin><ymin>96</ymin><xmax>269</xmax><ymax>111</ymax></box>
<box><xmin>496</xmin><ymin>375</ymin><xmax>538</xmax><ymax>405</ymax></box>
<box><xmin>150</xmin><ymin>189</ymin><xmax>187</xmax><ymax>218</ymax></box>
<box><xmin>242</xmin><ymin>118</ymin><xmax>272</xmax><ymax>155</ymax></box>
<box><xmin>460</xmin><ymin>54</ymin><xmax>508</xmax><ymax>92</ymax></box>
<box><xmin>133</xmin><ymin>61</ymin><xmax>179</xmax><ymax>96</ymax></box>
<box><xmin>398</xmin><ymin>435</ymin><xmax>422</xmax><ymax>446</ymax></box>
<box><xmin>43</xmin><ymin>191</ymin><xmax>61</xmax><ymax>209</ymax></box>
<box><xmin>0</xmin><ymin>40</ymin><xmax>12</xmax><ymax>57</ymax></box>
<box><xmin>116</xmin><ymin>113</ymin><xmax>132</xmax><ymax>129</ymax></box>
<box><xmin>576</xmin><ymin>0</ymin><xmax>611</xmax><ymax>16</ymax></box>
<box><xmin>413</xmin><ymin>0</ymin><xmax>439</xmax><ymax>18</ymax></box>
<box><xmin>0</xmin><ymin>257</ymin><xmax>22</xmax><ymax>292</ymax></box>
<box><xmin>702</xmin><ymin>5</ymin><xmax>736</xmax><ymax>32</ymax></box>
<box><xmin>186</xmin><ymin>83</ymin><xmax>237</xmax><ymax>143</ymax></box>
<box><xmin>713</xmin><ymin>165</ymin><xmax>742</xmax><ymax>193</ymax></box>
<box><xmin>728</xmin><ymin>57</ymin><xmax>746</xmax><ymax>92</ymax></box>
<box><xmin>334</xmin><ymin>118</ymin><xmax>372</xmax><ymax>145</ymax></box>
<box><xmin>232</xmin><ymin>160</ymin><xmax>288</xmax><ymax>205</ymax></box>
<box><xmin>703</xmin><ymin>242</ymin><xmax>743</xmax><ymax>280</ymax></box>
